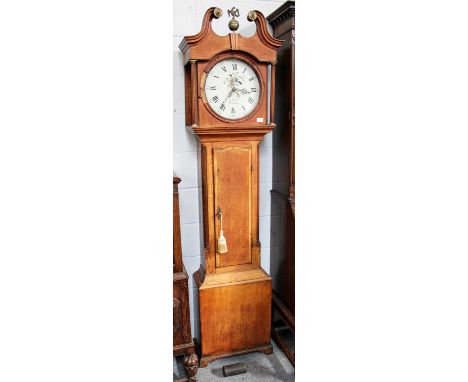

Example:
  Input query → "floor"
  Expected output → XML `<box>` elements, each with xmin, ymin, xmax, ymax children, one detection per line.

<box><xmin>173</xmin><ymin>342</ymin><xmax>294</xmax><ymax>381</ymax></box>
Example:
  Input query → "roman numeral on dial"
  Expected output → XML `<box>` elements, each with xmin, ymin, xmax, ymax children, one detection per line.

<box><xmin>205</xmin><ymin>58</ymin><xmax>260</xmax><ymax>120</ymax></box>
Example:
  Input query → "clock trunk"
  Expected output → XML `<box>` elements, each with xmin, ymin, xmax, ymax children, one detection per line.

<box><xmin>213</xmin><ymin>143</ymin><xmax>253</xmax><ymax>268</ymax></box>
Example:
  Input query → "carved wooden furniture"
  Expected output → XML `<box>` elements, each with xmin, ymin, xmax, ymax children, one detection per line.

<box><xmin>267</xmin><ymin>0</ymin><xmax>295</xmax><ymax>367</ymax></box>
<box><xmin>173</xmin><ymin>175</ymin><xmax>198</xmax><ymax>380</ymax></box>
<box><xmin>179</xmin><ymin>7</ymin><xmax>282</xmax><ymax>368</ymax></box>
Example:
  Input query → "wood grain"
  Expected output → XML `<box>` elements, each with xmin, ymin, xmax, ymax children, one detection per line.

<box><xmin>179</xmin><ymin>7</ymin><xmax>282</xmax><ymax>367</ymax></box>
<box><xmin>196</xmin><ymin>267</ymin><xmax>272</xmax><ymax>357</ymax></box>
<box><xmin>173</xmin><ymin>176</ymin><xmax>182</xmax><ymax>273</ymax></box>
<box><xmin>267</xmin><ymin>1</ymin><xmax>295</xmax><ymax>367</ymax></box>
<box><xmin>213</xmin><ymin>145</ymin><xmax>252</xmax><ymax>267</ymax></box>
<box><xmin>173</xmin><ymin>176</ymin><xmax>198</xmax><ymax>379</ymax></box>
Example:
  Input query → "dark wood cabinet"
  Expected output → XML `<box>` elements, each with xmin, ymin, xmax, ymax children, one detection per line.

<box><xmin>173</xmin><ymin>175</ymin><xmax>198</xmax><ymax>381</ymax></box>
<box><xmin>267</xmin><ymin>0</ymin><xmax>295</xmax><ymax>367</ymax></box>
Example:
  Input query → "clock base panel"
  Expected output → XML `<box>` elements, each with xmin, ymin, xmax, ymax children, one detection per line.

<box><xmin>194</xmin><ymin>266</ymin><xmax>272</xmax><ymax>364</ymax></box>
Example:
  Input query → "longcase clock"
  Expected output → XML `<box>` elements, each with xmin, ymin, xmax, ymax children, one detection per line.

<box><xmin>179</xmin><ymin>7</ymin><xmax>282</xmax><ymax>367</ymax></box>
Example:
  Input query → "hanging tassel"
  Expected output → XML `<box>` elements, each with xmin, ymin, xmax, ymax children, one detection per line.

<box><xmin>217</xmin><ymin>207</ymin><xmax>228</xmax><ymax>254</ymax></box>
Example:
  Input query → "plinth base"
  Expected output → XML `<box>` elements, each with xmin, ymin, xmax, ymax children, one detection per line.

<box><xmin>199</xmin><ymin>344</ymin><xmax>273</xmax><ymax>368</ymax></box>
<box><xmin>194</xmin><ymin>266</ymin><xmax>272</xmax><ymax>367</ymax></box>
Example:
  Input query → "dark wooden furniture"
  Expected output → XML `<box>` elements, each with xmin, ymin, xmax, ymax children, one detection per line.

<box><xmin>179</xmin><ymin>7</ymin><xmax>283</xmax><ymax>367</ymax></box>
<box><xmin>267</xmin><ymin>0</ymin><xmax>295</xmax><ymax>367</ymax></box>
<box><xmin>173</xmin><ymin>175</ymin><xmax>198</xmax><ymax>381</ymax></box>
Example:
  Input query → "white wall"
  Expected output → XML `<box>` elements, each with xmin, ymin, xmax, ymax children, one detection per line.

<box><xmin>173</xmin><ymin>0</ymin><xmax>284</xmax><ymax>339</ymax></box>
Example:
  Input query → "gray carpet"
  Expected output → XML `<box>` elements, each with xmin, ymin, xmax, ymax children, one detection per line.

<box><xmin>173</xmin><ymin>342</ymin><xmax>294</xmax><ymax>381</ymax></box>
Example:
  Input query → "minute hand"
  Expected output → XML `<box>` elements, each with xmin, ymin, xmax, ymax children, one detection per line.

<box><xmin>222</xmin><ymin>88</ymin><xmax>234</xmax><ymax>104</ymax></box>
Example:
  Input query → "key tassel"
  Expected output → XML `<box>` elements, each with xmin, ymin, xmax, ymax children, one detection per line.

<box><xmin>217</xmin><ymin>207</ymin><xmax>228</xmax><ymax>254</ymax></box>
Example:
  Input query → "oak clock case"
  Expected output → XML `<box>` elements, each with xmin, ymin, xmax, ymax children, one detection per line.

<box><xmin>179</xmin><ymin>7</ymin><xmax>283</xmax><ymax>368</ymax></box>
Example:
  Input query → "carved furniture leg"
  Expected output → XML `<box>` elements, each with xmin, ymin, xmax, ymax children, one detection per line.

<box><xmin>184</xmin><ymin>352</ymin><xmax>198</xmax><ymax>380</ymax></box>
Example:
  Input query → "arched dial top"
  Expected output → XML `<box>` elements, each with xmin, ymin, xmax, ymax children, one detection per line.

<box><xmin>204</xmin><ymin>58</ymin><xmax>261</xmax><ymax>121</ymax></box>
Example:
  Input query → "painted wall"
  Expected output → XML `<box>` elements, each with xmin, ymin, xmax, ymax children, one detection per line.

<box><xmin>173</xmin><ymin>0</ymin><xmax>284</xmax><ymax>339</ymax></box>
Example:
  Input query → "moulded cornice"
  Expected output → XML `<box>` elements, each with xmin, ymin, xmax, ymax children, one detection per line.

<box><xmin>190</xmin><ymin>124</ymin><xmax>275</xmax><ymax>140</ymax></box>
<box><xmin>248</xmin><ymin>10</ymin><xmax>283</xmax><ymax>50</ymax></box>
<box><xmin>179</xmin><ymin>7</ymin><xmax>283</xmax><ymax>63</ymax></box>
<box><xmin>266</xmin><ymin>1</ymin><xmax>295</xmax><ymax>29</ymax></box>
<box><xmin>179</xmin><ymin>7</ymin><xmax>219</xmax><ymax>54</ymax></box>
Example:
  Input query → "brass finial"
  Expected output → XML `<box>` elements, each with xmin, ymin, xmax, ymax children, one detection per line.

<box><xmin>247</xmin><ymin>10</ymin><xmax>257</xmax><ymax>22</ymax></box>
<box><xmin>227</xmin><ymin>7</ymin><xmax>240</xmax><ymax>31</ymax></box>
<box><xmin>213</xmin><ymin>7</ymin><xmax>223</xmax><ymax>19</ymax></box>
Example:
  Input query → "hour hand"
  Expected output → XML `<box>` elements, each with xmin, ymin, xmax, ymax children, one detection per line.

<box><xmin>231</xmin><ymin>86</ymin><xmax>248</xmax><ymax>95</ymax></box>
<box><xmin>222</xmin><ymin>88</ymin><xmax>234</xmax><ymax>104</ymax></box>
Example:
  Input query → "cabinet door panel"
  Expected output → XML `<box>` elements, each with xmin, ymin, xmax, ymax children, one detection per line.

<box><xmin>213</xmin><ymin>145</ymin><xmax>252</xmax><ymax>268</ymax></box>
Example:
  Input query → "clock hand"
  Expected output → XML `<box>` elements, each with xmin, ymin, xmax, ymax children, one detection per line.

<box><xmin>221</xmin><ymin>88</ymin><xmax>234</xmax><ymax>105</ymax></box>
<box><xmin>233</xmin><ymin>77</ymin><xmax>243</xmax><ymax>86</ymax></box>
<box><xmin>235</xmin><ymin>87</ymin><xmax>250</xmax><ymax>95</ymax></box>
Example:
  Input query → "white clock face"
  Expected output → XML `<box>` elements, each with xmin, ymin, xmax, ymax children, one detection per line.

<box><xmin>204</xmin><ymin>58</ymin><xmax>261</xmax><ymax>120</ymax></box>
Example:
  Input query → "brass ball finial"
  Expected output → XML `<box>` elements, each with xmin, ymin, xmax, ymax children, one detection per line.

<box><xmin>228</xmin><ymin>19</ymin><xmax>239</xmax><ymax>31</ymax></box>
<box><xmin>247</xmin><ymin>10</ymin><xmax>257</xmax><ymax>22</ymax></box>
<box><xmin>213</xmin><ymin>7</ymin><xmax>223</xmax><ymax>19</ymax></box>
<box><xmin>227</xmin><ymin>7</ymin><xmax>240</xmax><ymax>32</ymax></box>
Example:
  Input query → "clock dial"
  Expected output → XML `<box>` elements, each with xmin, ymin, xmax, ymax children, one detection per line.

<box><xmin>204</xmin><ymin>58</ymin><xmax>260</xmax><ymax>120</ymax></box>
